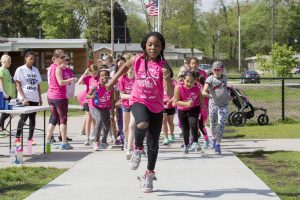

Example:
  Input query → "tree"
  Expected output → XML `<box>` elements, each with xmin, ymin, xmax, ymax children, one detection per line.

<box><xmin>0</xmin><ymin>0</ymin><xmax>41</xmax><ymax>38</ymax></box>
<box><xmin>113</xmin><ymin>1</ymin><xmax>131</xmax><ymax>43</ymax></box>
<box><xmin>257</xmin><ymin>43</ymin><xmax>298</xmax><ymax>77</ymax></box>
<box><xmin>28</xmin><ymin>0</ymin><xmax>84</xmax><ymax>39</ymax></box>
<box><xmin>126</xmin><ymin>14</ymin><xmax>147</xmax><ymax>43</ymax></box>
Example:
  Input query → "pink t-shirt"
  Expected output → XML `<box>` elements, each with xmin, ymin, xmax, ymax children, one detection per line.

<box><xmin>177</xmin><ymin>82</ymin><xmax>201</xmax><ymax>111</ymax></box>
<box><xmin>129</xmin><ymin>54</ymin><xmax>165</xmax><ymax>113</ymax></box>
<box><xmin>118</xmin><ymin>75</ymin><xmax>135</xmax><ymax>109</ymax></box>
<box><xmin>163</xmin><ymin>79</ymin><xmax>176</xmax><ymax>109</ymax></box>
<box><xmin>83</xmin><ymin>75</ymin><xmax>99</xmax><ymax>104</ymax></box>
<box><xmin>47</xmin><ymin>64</ymin><xmax>67</xmax><ymax>99</ymax></box>
<box><xmin>63</xmin><ymin>67</ymin><xmax>75</xmax><ymax>99</ymax></box>
<box><xmin>90</xmin><ymin>85</ymin><xmax>113</xmax><ymax>109</ymax></box>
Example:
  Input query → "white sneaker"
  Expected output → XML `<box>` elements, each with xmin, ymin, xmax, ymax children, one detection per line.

<box><xmin>93</xmin><ymin>142</ymin><xmax>99</xmax><ymax>151</ymax></box>
<box><xmin>90</xmin><ymin>134</ymin><xmax>95</xmax><ymax>142</ymax></box>
<box><xmin>126</xmin><ymin>151</ymin><xmax>132</xmax><ymax>160</ymax></box>
<box><xmin>84</xmin><ymin>139</ymin><xmax>90</xmax><ymax>146</ymax></box>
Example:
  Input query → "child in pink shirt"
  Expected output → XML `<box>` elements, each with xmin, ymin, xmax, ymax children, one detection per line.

<box><xmin>174</xmin><ymin>70</ymin><xmax>205</xmax><ymax>154</ymax></box>
<box><xmin>162</xmin><ymin>66</ymin><xmax>176</xmax><ymax>145</ymax></box>
<box><xmin>189</xmin><ymin>57</ymin><xmax>209</xmax><ymax>148</ymax></box>
<box><xmin>77</xmin><ymin>64</ymin><xmax>99</xmax><ymax>145</ymax></box>
<box><xmin>118</xmin><ymin>64</ymin><xmax>135</xmax><ymax>158</ymax></box>
<box><xmin>86</xmin><ymin>69</ymin><xmax>114</xmax><ymax>151</ymax></box>
<box><xmin>106</xmin><ymin>32</ymin><xmax>173</xmax><ymax>193</ymax></box>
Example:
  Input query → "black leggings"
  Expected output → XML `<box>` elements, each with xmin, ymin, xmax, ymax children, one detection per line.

<box><xmin>0</xmin><ymin>113</ymin><xmax>10</xmax><ymax>130</ymax></box>
<box><xmin>131</xmin><ymin>103</ymin><xmax>163</xmax><ymax>171</ymax></box>
<box><xmin>16</xmin><ymin>101</ymin><xmax>39</xmax><ymax>140</ymax></box>
<box><xmin>178</xmin><ymin>106</ymin><xmax>200</xmax><ymax>146</ymax></box>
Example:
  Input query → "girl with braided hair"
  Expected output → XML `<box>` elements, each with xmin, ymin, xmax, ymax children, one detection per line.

<box><xmin>106</xmin><ymin>32</ymin><xmax>173</xmax><ymax>193</ymax></box>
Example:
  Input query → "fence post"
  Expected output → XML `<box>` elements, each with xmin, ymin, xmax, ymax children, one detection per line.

<box><xmin>281</xmin><ymin>78</ymin><xmax>285</xmax><ymax>121</ymax></box>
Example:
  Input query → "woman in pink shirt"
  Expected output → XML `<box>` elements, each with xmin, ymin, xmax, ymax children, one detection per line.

<box><xmin>106</xmin><ymin>32</ymin><xmax>173</xmax><ymax>193</ymax></box>
<box><xmin>86</xmin><ymin>69</ymin><xmax>114</xmax><ymax>151</ymax></box>
<box><xmin>174</xmin><ymin>70</ymin><xmax>205</xmax><ymax>154</ymax></box>
<box><xmin>46</xmin><ymin>49</ymin><xmax>77</xmax><ymax>150</ymax></box>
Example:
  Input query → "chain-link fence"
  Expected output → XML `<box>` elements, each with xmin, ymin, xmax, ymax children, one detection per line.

<box><xmin>227</xmin><ymin>78</ymin><xmax>300</xmax><ymax>124</ymax></box>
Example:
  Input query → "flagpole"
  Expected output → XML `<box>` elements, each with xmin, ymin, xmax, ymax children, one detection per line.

<box><xmin>157</xmin><ymin>0</ymin><xmax>160</xmax><ymax>32</ymax></box>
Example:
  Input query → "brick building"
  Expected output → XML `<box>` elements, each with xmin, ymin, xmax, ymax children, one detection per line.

<box><xmin>0</xmin><ymin>38</ymin><xmax>88</xmax><ymax>77</ymax></box>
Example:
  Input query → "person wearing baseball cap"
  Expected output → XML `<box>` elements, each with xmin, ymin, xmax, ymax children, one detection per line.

<box><xmin>201</xmin><ymin>61</ymin><xmax>229</xmax><ymax>155</ymax></box>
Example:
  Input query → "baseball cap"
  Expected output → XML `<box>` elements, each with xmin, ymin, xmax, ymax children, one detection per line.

<box><xmin>212</xmin><ymin>61</ymin><xmax>224</xmax><ymax>69</ymax></box>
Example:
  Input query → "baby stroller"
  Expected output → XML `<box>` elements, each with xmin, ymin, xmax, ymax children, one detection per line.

<box><xmin>227</xmin><ymin>87</ymin><xmax>269</xmax><ymax>126</ymax></box>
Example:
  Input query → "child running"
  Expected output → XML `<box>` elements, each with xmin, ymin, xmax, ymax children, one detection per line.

<box><xmin>202</xmin><ymin>61</ymin><xmax>229</xmax><ymax>155</ymax></box>
<box><xmin>162</xmin><ymin>66</ymin><xmax>176</xmax><ymax>145</ymax></box>
<box><xmin>174</xmin><ymin>70</ymin><xmax>204</xmax><ymax>153</ymax></box>
<box><xmin>106</xmin><ymin>32</ymin><xmax>173</xmax><ymax>193</ymax></box>
<box><xmin>86</xmin><ymin>69</ymin><xmax>114</xmax><ymax>151</ymax></box>
<box><xmin>189</xmin><ymin>57</ymin><xmax>209</xmax><ymax>148</ymax></box>
<box><xmin>118</xmin><ymin>61</ymin><xmax>135</xmax><ymax>158</ymax></box>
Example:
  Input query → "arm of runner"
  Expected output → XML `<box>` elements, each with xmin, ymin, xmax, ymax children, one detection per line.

<box><xmin>106</xmin><ymin>56</ymin><xmax>135</xmax><ymax>90</ymax></box>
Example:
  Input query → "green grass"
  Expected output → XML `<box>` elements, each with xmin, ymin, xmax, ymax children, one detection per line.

<box><xmin>40</xmin><ymin>81</ymin><xmax>48</xmax><ymax>94</ymax></box>
<box><xmin>0</xmin><ymin>166</ymin><xmax>65</xmax><ymax>200</ymax></box>
<box><xmin>238</xmin><ymin>151</ymin><xmax>300</xmax><ymax>200</ymax></box>
<box><xmin>225</xmin><ymin>123</ymin><xmax>300</xmax><ymax>139</ymax></box>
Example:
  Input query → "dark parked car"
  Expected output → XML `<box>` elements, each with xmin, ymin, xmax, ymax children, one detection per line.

<box><xmin>241</xmin><ymin>70</ymin><xmax>260</xmax><ymax>84</ymax></box>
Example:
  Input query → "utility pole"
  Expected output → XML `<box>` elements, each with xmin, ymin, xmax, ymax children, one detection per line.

<box><xmin>217</xmin><ymin>30</ymin><xmax>221</xmax><ymax>61</ymax></box>
<box><xmin>237</xmin><ymin>0</ymin><xmax>241</xmax><ymax>72</ymax></box>
<box><xmin>124</xmin><ymin>22</ymin><xmax>127</xmax><ymax>52</ymax></box>
<box><xmin>271</xmin><ymin>0</ymin><xmax>275</xmax><ymax>46</ymax></box>
<box><xmin>111</xmin><ymin>0</ymin><xmax>114</xmax><ymax>58</ymax></box>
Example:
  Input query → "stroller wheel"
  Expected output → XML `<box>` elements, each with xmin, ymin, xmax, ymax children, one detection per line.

<box><xmin>257</xmin><ymin>114</ymin><xmax>269</xmax><ymax>126</ymax></box>
<box><xmin>231</xmin><ymin>112</ymin><xmax>246</xmax><ymax>126</ymax></box>
<box><xmin>228</xmin><ymin>111</ymin><xmax>236</xmax><ymax>126</ymax></box>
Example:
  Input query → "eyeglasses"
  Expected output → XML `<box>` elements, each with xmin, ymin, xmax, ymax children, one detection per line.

<box><xmin>213</xmin><ymin>68</ymin><xmax>222</xmax><ymax>72</ymax></box>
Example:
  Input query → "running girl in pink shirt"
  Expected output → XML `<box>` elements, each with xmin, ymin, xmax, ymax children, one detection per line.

<box><xmin>189</xmin><ymin>57</ymin><xmax>209</xmax><ymax>148</ymax></box>
<box><xmin>174</xmin><ymin>70</ymin><xmax>205</xmax><ymax>153</ymax></box>
<box><xmin>162</xmin><ymin>67</ymin><xmax>176</xmax><ymax>145</ymax></box>
<box><xmin>86</xmin><ymin>69</ymin><xmax>114</xmax><ymax>151</ymax></box>
<box><xmin>118</xmin><ymin>63</ymin><xmax>135</xmax><ymax>159</ymax></box>
<box><xmin>106</xmin><ymin>32</ymin><xmax>173</xmax><ymax>193</ymax></box>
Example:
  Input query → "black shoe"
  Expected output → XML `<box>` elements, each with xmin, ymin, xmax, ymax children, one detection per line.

<box><xmin>50</xmin><ymin>136</ymin><xmax>56</xmax><ymax>143</ymax></box>
<box><xmin>58</xmin><ymin>136</ymin><xmax>73</xmax><ymax>142</ymax></box>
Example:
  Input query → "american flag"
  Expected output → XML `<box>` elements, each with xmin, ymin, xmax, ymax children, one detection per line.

<box><xmin>145</xmin><ymin>0</ymin><xmax>158</xmax><ymax>16</ymax></box>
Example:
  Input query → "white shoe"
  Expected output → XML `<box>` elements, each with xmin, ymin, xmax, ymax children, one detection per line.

<box><xmin>84</xmin><ymin>139</ymin><xmax>90</xmax><ymax>146</ymax></box>
<box><xmin>90</xmin><ymin>134</ymin><xmax>95</xmax><ymax>142</ymax></box>
<box><xmin>126</xmin><ymin>151</ymin><xmax>132</xmax><ymax>160</ymax></box>
<box><xmin>93</xmin><ymin>142</ymin><xmax>99</xmax><ymax>151</ymax></box>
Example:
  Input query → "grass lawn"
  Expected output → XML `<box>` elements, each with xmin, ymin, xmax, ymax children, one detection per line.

<box><xmin>0</xmin><ymin>166</ymin><xmax>65</xmax><ymax>200</ymax></box>
<box><xmin>238</xmin><ymin>151</ymin><xmax>300</xmax><ymax>200</ymax></box>
<box><xmin>224</xmin><ymin>123</ymin><xmax>300</xmax><ymax>139</ymax></box>
<box><xmin>40</xmin><ymin>81</ymin><xmax>49</xmax><ymax>94</ymax></box>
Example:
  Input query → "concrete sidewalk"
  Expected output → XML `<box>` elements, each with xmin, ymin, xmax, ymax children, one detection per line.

<box><xmin>3</xmin><ymin>113</ymin><xmax>299</xmax><ymax>199</ymax></box>
<box><xmin>25</xmin><ymin>140</ymin><xmax>280</xmax><ymax>200</ymax></box>
<box><xmin>18</xmin><ymin>116</ymin><xmax>282</xmax><ymax>200</ymax></box>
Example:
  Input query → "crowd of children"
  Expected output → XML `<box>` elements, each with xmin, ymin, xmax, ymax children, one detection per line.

<box><xmin>0</xmin><ymin>32</ymin><xmax>230</xmax><ymax>194</ymax></box>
